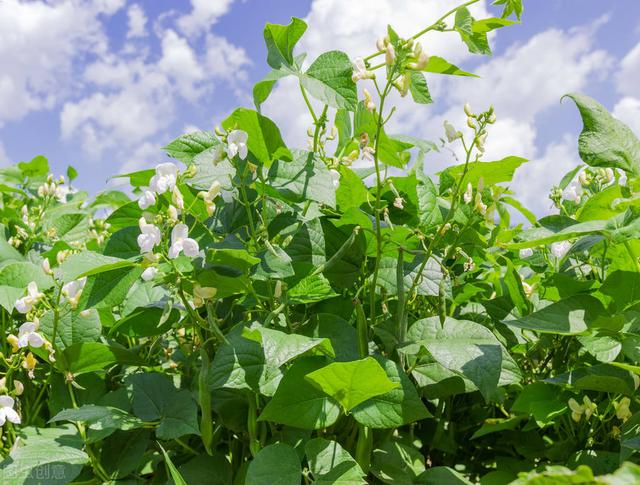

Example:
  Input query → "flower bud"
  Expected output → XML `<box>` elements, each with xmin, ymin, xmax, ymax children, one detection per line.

<box><xmin>464</xmin><ymin>102</ymin><xmax>473</xmax><ymax>117</ymax></box>
<box><xmin>444</xmin><ymin>121</ymin><xmax>461</xmax><ymax>143</ymax></box>
<box><xmin>467</xmin><ymin>117</ymin><xmax>476</xmax><ymax>129</ymax></box>
<box><xmin>363</xmin><ymin>88</ymin><xmax>376</xmax><ymax>112</ymax></box>
<box><xmin>385</xmin><ymin>43</ymin><xmax>396</xmax><ymax>65</ymax></box>
<box><xmin>167</xmin><ymin>205</ymin><xmax>179</xmax><ymax>222</ymax></box>
<box><xmin>172</xmin><ymin>186</ymin><xmax>184</xmax><ymax>210</ymax></box>
<box><xmin>214</xmin><ymin>125</ymin><xmax>225</xmax><ymax>137</ymax></box>
<box><xmin>14</xmin><ymin>380</ymin><xmax>24</xmax><ymax>396</ymax></box>
<box><xmin>376</xmin><ymin>37</ymin><xmax>386</xmax><ymax>51</ymax></box>
<box><xmin>487</xmin><ymin>112</ymin><xmax>497</xmax><ymax>124</ymax></box>
<box><xmin>41</xmin><ymin>258</ymin><xmax>52</xmax><ymax>275</ymax></box>
<box><xmin>463</xmin><ymin>183</ymin><xmax>473</xmax><ymax>204</ymax></box>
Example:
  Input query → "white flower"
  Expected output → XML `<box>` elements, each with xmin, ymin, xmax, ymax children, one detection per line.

<box><xmin>385</xmin><ymin>43</ymin><xmax>395</xmax><ymax>65</ymax></box>
<box><xmin>137</xmin><ymin>217</ymin><xmax>162</xmax><ymax>254</ymax></box>
<box><xmin>463</xmin><ymin>183</ymin><xmax>473</xmax><ymax>204</ymax></box>
<box><xmin>550</xmin><ymin>240</ymin><xmax>571</xmax><ymax>259</ymax></box>
<box><xmin>519</xmin><ymin>248</ymin><xmax>534</xmax><ymax>259</ymax></box>
<box><xmin>198</xmin><ymin>180</ymin><xmax>222</xmax><ymax>216</ymax></box>
<box><xmin>168</xmin><ymin>224</ymin><xmax>200</xmax><ymax>259</ymax></box>
<box><xmin>0</xmin><ymin>396</ymin><xmax>20</xmax><ymax>426</ymax></box>
<box><xmin>361</xmin><ymin>146</ymin><xmax>375</xmax><ymax>163</ymax></box>
<box><xmin>393</xmin><ymin>197</ymin><xmax>404</xmax><ymax>209</ymax></box>
<box><xmin>149</xmin><ymin>163</ymin><xmax>179</xmax><ymax>194</ymax></box>
<box><xmin>619</xmin><ymin>172</ymin><xmax>628</xmax><ymax>187</ymax></box>
<box><xmin>15</xmin><ymin>282</ymin><xmax>44</xmax><ymax>314</ymax></box>
<box><xmin>172</xmin><ymin>186</ymin><xmax>184</xmax><ymax>210</ymax></box>
<box><xmin>329</xmin><ymin>169</ymin><xmax>340</xmax><ymax>189</ymax></box>
<box><xmin>604</xmin><ymin>168</ymin><xmax>614</xmax><ymax>183</ymax></box>
<box><xmin>17</xmin><ymin>320</ymin><xmax>45</xmax><ymax>349</ymax></box>
<box><xmin>167</xmin><ymin>205</ymin><xmax>179</xmax><ymax>222</ymax></box>
<box><xmin>141</xmin><ymin>267</ymin><xmax>158</xmax><ymax>281</ymax></box>
<box><xmin>41</xmin><ymin>258</ymin><xmax>52</xmax><ymax>275</ymax></box>
<box><xmin>444</xmin><ymin>121</ymin><xmax>461</xmax><ymax>143</ymax></box>
<box><xmin>138</xmin><ymin>190</ymin><xmax>156</xmax><ymax>210</ymax></box>
<box><xmin>227</xmin><ymin>130</ymin><xmax>248</xmax><ymax>160</ymax></box>
<box><xmin>363</xmin><ymin>88</ymin><xmax>376</xmax><ymax>112</ymax></box>
<box><xmin>54</xmin><ymin>184</ymin><xmax>72</xmax><ymax>203</ymax></box>
<box><xmin>561</xmin><ymin>181</ymin><xmax>583</xmax><ymax>204</ymax></box>
<box><xmin>61</xmin><ymin>277</ymin><xmax>87</xmax><ymax>308</ymax></box>
<box><xmin>614</xmin><ymin>397</ymin><xmax>632</xmax><ymax>422</ymax></box>
<box><xmin>351</xmin><ymin>57</ymin><xmax>374</xmax><ymax>82</ymax></box>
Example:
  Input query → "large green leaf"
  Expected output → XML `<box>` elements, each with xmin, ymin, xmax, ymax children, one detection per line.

<box><xmin>404</xmin><ymin>317</ymin><xmax>506</xmax><ymax>401</ymax></box>
<box><xmin>78</xmin><ymin>266</ymin><xmax>143</xmax><ymax>310</ymax></box>
<box><xmin>264</xmin><ymin>17</ymin><xmax>307</xmax><ymax>69</ymax></box>
<box><xmin>259</xmin><ymin>357</ymin><xmax>341</xmax><ymax>429</ymax></box>
<box><xmin>242</xmin><ymin>324</ymin><xmax>335</xmax><ymax>367</ymax></box>
<box><xmin>56</xmin><ymin>251</ymin><xmax>134</xmax><ymax>283</ymax></box>
<box><xmin>565</xmin><ymin>93</ymin><xmax>640</xmax><ymax>175</ymax></box>
<box><xmin>305</xmin><ymin>357</ymin><xmax>399</xmax><ymax>412</ymax></box>
<box><xmin>209</xmin><ymin>326</ymin><xmax>282</xmax><ymax>396</ymax></box>
<box><xmin>0</xmin><ymin>426</ymin><xmax>88</xmax><ymax>485</ymax></box>
<box><xmin>222</xmin><ymin>108</ymin><xmax>292</xmax><ymax>167</ymax></box>
<box><xmin>301</xmin><ymin>51</ymin><xmax>358</xmax><ymax>111</ymax></box>
<box><xmin>264</xmin><ymin>149</ymin><xmax>337</xmax><ymax>208</ymax></box>
<box><xmin>63</xmin><ymin>342</ymin><xmax>144</xmax><ymax>375</ymax></box>
<box><xmin>305</xmin><ymin>438</ymin><xmax>366</xmax><ymax>485</ymax></box>
<box><xmin>351</xmin><ymin>356</ymin><xmax>431</xmax><ymax>428</ymax></box>
<box><xmin>503</xmin><ymin>295</ymin><xmax>606</xmax><ymax>335</ymax></box>
<box><xmin>40</xmin><ymin>308</ymin><xmax>101</xmax><ymax>349</ymax></box>
<box><xmin>163</xmin><ymin>130</ymin><xmax>219</xmax><ymax>165</ymax></box>
<box><xmin>441</xmin><ymin>156</ymin><xmax>527</xmax><ymax>186</ymax></box>
<box><xmin>246</xmin><ymin>443</ymin><xmax>301</xmax><ymax>485</ymax></box>
<box><xmin>126</xmin><ymin>372</ymin><xmax>200</xmax><ymax>440</ymax></box>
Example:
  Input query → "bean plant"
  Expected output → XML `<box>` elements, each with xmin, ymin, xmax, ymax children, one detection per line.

<box><xmin>1</xmin><ymin>0</ymin><xmax>640</xmax><ymax>483</ymax></box>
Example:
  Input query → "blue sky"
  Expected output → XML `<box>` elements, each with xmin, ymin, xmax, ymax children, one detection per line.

<box><xmin>0</xmin><ymin>0</ymin><xmax>639</xmax><ymax>215</ymax></box>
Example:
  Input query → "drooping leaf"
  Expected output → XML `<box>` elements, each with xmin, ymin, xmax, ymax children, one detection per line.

<box><xmin>245</xmin><ymin>443</ymin><xmax>302</xmax><ymax>485</ymax></box>
<box><xmin>301</xmin><ymin>50</ymin><xmax>358</xmax><ymax>111</ymax></box>
<box><xmin>305</xmin><ymin>438</ymin><xmax>366</xmax><ymax>485</ymax></box>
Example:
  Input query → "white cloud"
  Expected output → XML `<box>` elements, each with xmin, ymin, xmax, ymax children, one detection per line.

<box><xmin>158</xmin><ymin>30</ymin><xmax>205</xmax><ymax>100</ymax></box>
<box><xmin>617</xmin><ymin>42</ymin><xmax>640</xmax><ymax>97</ymax></box>
<box><xmin>613</xmin><ymin>96</ymin><xmax>640</xmax><ymax>137</ymax></box>
<box><xmin>0</xmin><ymin>0</ymin><xmax>124</xmax><ymax>125</ymax></box>
<box><xmin>511</xmin><ymin>134</ymin><xmax>581</xmax><ymax>216</ymax></box>
<box><xmin>178</xmin><ymin>0</ymin><xmax>235</xmax><ymax>37</ymax></box>
<box><xmin>126</xmin><ymin>4</ymin><xmax>147</xmax><ymax>38</ymax></box>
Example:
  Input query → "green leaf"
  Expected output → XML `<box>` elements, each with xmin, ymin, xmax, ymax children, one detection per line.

<box><xmin>336</xmin><ymin>166</ymin><xmax>368</xmax><ymax>211</ymax></box>
<box><xmin>159</xmin><ymin>443</ymin><xmax>188</xmax><ymax>485</ymax></box>
<box><xmin>222</xmin><ymin>108</ymin><xmax>292</xmax><ymax>167</ymax></box>
<box><xmin>423</xmin><ymin>55</ymin><xmax>479</xmax><ymax>77</ymax></box>
<box><xmin>351</xmin><ymin>356</ymin><xmax>431</xmax><ymax>428</ymax></box>
<box><xmin>253</xmin><ymin>244</ymin><xmax>295</xmax><ymax>281</ymax></box>
<box><xmin>18</xmin><ymin>155</ymin><xmax>49</xmax><ymax>178</ymax></box>
<box><xmin>163</xmin><ymin>131</ymin><xmax>219</xmax><ymax>165</ymax></box>
<box><xmin>473</xmin><ymin>17</ymin><xmax>517</xmax><ymax>33</ymax></box>
<box><xmin>0</xmin><ymin>285</ymin><xmax>28</xmax><ymax>313</ymax></box>
<box><xmin>504</xmin><ymin>295</ymin><xmax>606</xmax><ymax>335</ymax></box>
<box><xmin>408</xmin><ymin>71</ymin><xmax>432</xmax><ymax>105</ymax></box>
<box><xmin>565</xmin><ymin>93</ymin><xmax>640</xmax><ymax>175</ymax></box>
<box><xmin>50</xmin><ymin>405</ymin><xmax>143</xmax><ymax>432</ymax></box>
<box><xmin>253</xmin><ymin>67</ymin><xmax>291</xmax><ymax>110</ymax></box>
<box><xmin>209</xmin><ymin>326</ymin><xmax>282</xmax><ymax>396</ymax></box>
<box><xmin>600</xmin><ymin>270</ymin><xmax>640</xmax><ymax>311</ymax></box>
<box><xmin>56</xmin><ymin>250</ymin><xmax>134</xmax><ymax>283</ymax></box>
<box><xmin>63</xmin><ymin>342</ymin><xmax>144</xmax><ymax>375</ymax></box>
<box><xmin>40</xmin><ymin>308</ymin><xmax>101</xmax><ymax>350</ymax></box>
<box><xmin>264</xmin><ymin>149</ymin><xmax>337</xmax><ymax>208</ymax></box>
<box><xmin>415</xmin><ymin>159</ymin><xmax>442</xmax><ymax>228</ymax></box>
<box><xmin>301</xmin><ymin>50</ymin><xmax>358</xmax><ymax>111</ymax></box>
<box><xmin>242</xmin><ymin>325</ymin><xmax>335</xmax><ymax>367</ymax></box>
<box><xmin>546</xmin><ymin>364</ymin><xmax>637</xmax><ymax>395</ymax></box>
<box><xmin>246</xmin><ymin>443</ymin><xmax>302</xmax><ymax>485</ymax></box>
<box><xmin>305</xmin><ymin>438</ymin><xmax>366</xmax><ymax>485</ymax></box>
<box><xmin>376</xmin><ymin>255</ymin><xmax>443</xmax><ymax>297</ymax></box>
<box><xmin>419</xmin><ymin>467</ymin><xmax>473</xmax><ymax>484</ymax></box>
<box><xmin>259</xmin><ymin>357</ymin><xmax>341</xmax><ymax>430</ymax></box>
<box><xmin>404</xmin><ymin>317</ymin><xmax>506</xmax><ymax>401</ymax></box>
<box><xmin>305</xmin><ymin>357</ymin><xmax>399</xmax><ymax>412</ymax></box>
<box><xmin>454</xmin><ymin>7</ymin><xmax>473</xmax><ymax>34</ymax></box>
<box><xmin>511</xmin><ymin>382</ymin><xmax>567</xmax><ymax>427</ymax></box>
<box><xmin>264</xmin><ymin>17</ymin><xmax>307</xmax><ymax>69</ymax></box>
<box><xmin>289</xmin><ymin>273</ymin><xmax>339</xmax><ymax>304</ymax></box>
<box><xmin>503</xmin><ymin>259</ymin><xmax>529</xmax><ymax>316</ymax></box>
<box><xmin>370</xmin><ymin>439</ymin><xmax>425</xmax><ymax>484</ymax></box>
<box><xmin>78</xmin><ymin>266</ymin><xmax>143</xmax><ymax>310</ymax></box>
<box><xmin>176</xmin><ymin>454</ymin><xmax>233</xmax><ymax>485</ymax></box>
<box><xmin>110</xmin><ymin>306</ymin><xmax>179</xmax><ymax>337</ymax></box>
<box><xmin>492</xmin><ymin>0</ymin><xmax>523</xmax><ymax>20</ymax></box>
<box><xmin>442</xmin><ymin>156</ymin><xmax>527</xmax><ymax>186</ymax></box>
<box><xmin>0</xmin><ymin>261</ymin><xmax>54</xmax><ymax>290</ymax></box>
<box><xmin>127</xmin><ymin>372</ymin><xmax>200</xmax><ymax>440</ymax></box>
<box><xmin>0</xmin><ymin>425</ymin><xmax>88</xmax><ymax>485</ymax></box>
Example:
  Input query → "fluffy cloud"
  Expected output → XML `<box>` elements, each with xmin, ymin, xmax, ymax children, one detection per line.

<box><xmin>0</xmin><ymin>0</ymin><xmax>124</xmax><ymax>125</ymax></box>
<box><xmin>126</xmin><ymin>4</ymin><xmax>147</xmax><ymax>38</ymax></box>
<box><xmin>178</xmin><ymin>0</ymin><xmax>235</xmax><ymax>37</ymax></box>
<box><xmin>613</xmin><ymin>97</ymin><xmax>640</xmax><ymax>137</ymax></box>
